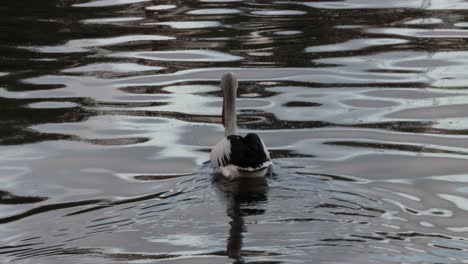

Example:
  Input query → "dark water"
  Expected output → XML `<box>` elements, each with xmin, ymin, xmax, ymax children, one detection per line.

<box><xmin>2</xmin><ymin>0</ymin><xmax>468</xmax><ymax>263</ymax></box>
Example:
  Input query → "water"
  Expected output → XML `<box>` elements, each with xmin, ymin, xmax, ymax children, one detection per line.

<box><xmin>1</xmin><ymin>0</ymin><xmax>468</xmax><ymax>263</ymax></box>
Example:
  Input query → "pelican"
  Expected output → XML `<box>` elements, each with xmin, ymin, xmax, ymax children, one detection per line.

<box><xmin>210</xmin><ymin>72</ymin><xmax>271</xmax><ymax>179</ymax></box>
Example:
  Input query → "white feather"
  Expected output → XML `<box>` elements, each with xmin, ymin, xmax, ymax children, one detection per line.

<box><xmin>260</xmin><ymin>138</ymin><xmax>270</xmax><ymax>160</ymax></box>
<box><xmin>210</xmin><ymin>137</ymin><xmax>231</xmax><ymax>167</ymax></box>
<box><xmin>237</xmin><ymin>160</ymin><xmax>272</xmax><ymax>171</ymax></box>
<box><xmin>218</xmin><ymin>164</ymin><xmax>270</xmax><ymax>180</ymax></box>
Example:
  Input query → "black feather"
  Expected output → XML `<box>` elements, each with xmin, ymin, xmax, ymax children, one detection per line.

<box><xmin>226</xmin><ymin>133</ymin><xmax>269</xmax><ymax>169</ymax></box>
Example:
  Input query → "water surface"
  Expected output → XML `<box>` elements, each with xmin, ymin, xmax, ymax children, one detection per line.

<box><xmin>2</xmin><ymin>0</ymin><xmax>468</xmax><ymax>263</ymax></box>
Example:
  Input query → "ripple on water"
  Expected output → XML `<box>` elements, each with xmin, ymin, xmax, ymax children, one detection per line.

<box><xmin>109</xmin><ymin>50</ymin><xmax>242</xmax><ymax>62</ymax></box>
<box><xmin>306</xmin><ymin>38</ymin><xmax>409</xmax><ymax>53</ymax></box>
<box><xmin>26</xmin><ymin>102</ymin><xmax>79</xmax><ymax>109</ymax></box>
<box><xmin>145</xmin><ymin>5</ymin><xmax>177</xmax><ymax>11</ymax></box>
<box><xmin>187</xmin><ymin>8</ymin><xmax>242</xmax><ymax>15</ymax></box>
<box><xmin>62</xmin><ymin>63</ymin><xmax>164</xmax><ymax>74</ymax></box>
<box><xmin>23</xmin><ymin>35</ymin><xmax>175</xmax><ymax>53</ymax></box>
<box><xmin>367</xmin><ymin>27</ymin><xmax>468</xmax><ymax>39</ymax></box>
<box><xmin>454</xmin><ymin>22</ymin><xmax>468</xmax><ymax>28</ymax></box>
<box><xmin>150</xmin><ymin>21</ymin><xmax>223</xmax><ymax>29</ymax></box>
<box><xmin>81</xmin><ymin>17</ymin><xmax>144</xmax><ymax>24</ymax></box>
<box><xmin>251</xmin><ymin>10</ymin><xmax>307</xmax><ymax>16</ymax></box>
<box><xmin>402</xmin><ymin>18</ymin><xmax>443</xmax><ymax>25</ymax></box>
<box><xmin>286</xmin><ymin>0</ymin><xmax>468</xmax><ymax>10</ymax></box>
<box><xmin>273</xmin><ymin>30</ymin><xmax>303</xmax><ymax>36</ymax></box>
<box><xmin>73</xmin><ymin>0</ymin><xmax>151</xmax><ymax>7</ymax></box>
<box><xmin>314</xmin><ymin>51</ymin><xmax>468</xmax><ymax>87</ymax></box>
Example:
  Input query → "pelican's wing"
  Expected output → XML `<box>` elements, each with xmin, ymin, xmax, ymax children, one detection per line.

<box><xmin>228</xmin><ymin>133</ymin><xmax>271</xmax><ymax>170</ymax></box>
<box><xmin>210</xmin><ymin>137</ymin><xmax>232</xmax><ymax>168</ymax></box>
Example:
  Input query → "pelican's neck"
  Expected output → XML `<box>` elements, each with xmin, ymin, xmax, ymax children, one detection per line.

<box><xmin>222</xmin><ymin>73</ymin><xmax>238</xmax><ymax>137</ymax></box>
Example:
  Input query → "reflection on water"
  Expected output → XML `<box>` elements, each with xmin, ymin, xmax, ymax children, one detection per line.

<box><xmin>2</xmin><ymin>0</ymin><xmax>468</xmax><ymax>263</ymax></box>
<box><xmin>213</xmin><ymin>177</ymin><xmax>268</xmax><ymax>261</ymax></box>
